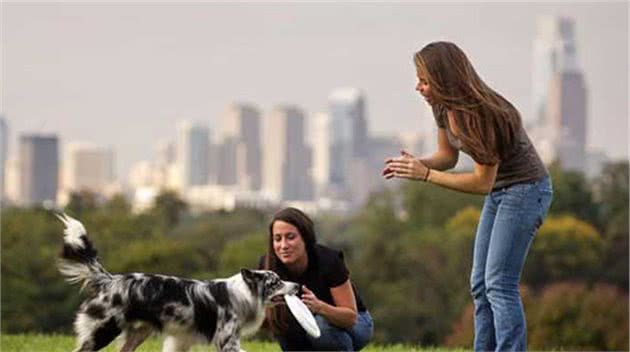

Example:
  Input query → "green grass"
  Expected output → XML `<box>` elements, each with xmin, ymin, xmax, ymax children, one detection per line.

<box><xmin>1</xmin><ymin>334</ymin><xmax>463</xmax><ymax>351</ymax></box>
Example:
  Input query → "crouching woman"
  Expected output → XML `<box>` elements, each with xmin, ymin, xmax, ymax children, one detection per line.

<box><xmin>258</xmin><ymin>207</ymin><xmax>373</xmax><ymax>351</ymax></box>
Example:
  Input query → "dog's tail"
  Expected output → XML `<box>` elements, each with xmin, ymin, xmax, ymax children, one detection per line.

<box><xmin>55</xmin><ymin>212</ymin><xmax>112</xmax><ymax>290</ymax></box>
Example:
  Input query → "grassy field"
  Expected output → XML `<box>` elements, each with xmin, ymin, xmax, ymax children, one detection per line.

<box><xmin>1</xmin><ymin>334</ymin><xmax>461</xmax><ymax>352</ymax></box>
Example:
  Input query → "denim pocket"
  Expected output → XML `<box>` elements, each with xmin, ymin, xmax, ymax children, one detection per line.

<box><xmin>502</xmin><ymin>182</ymin><xmax>535</xmax><ymax>207</ymax></box>
<box><xmin>533</xmin><ymin>178</ymin><xmax>553</xmax><ymax>231</ymax></box>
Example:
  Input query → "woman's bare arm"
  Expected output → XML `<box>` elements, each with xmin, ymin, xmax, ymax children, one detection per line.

<box><xmin>419</xmin><ymin>128</ymin><xmax>459</xmax><ymax>171</ymax></box>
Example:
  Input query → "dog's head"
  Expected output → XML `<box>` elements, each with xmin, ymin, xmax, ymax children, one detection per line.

<box><xmin>240</xmin><ymin>269</ymin><xmax>299</xmax><ymax>306</ymax></box>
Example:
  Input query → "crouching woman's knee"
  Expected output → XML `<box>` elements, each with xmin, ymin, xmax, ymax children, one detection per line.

<box><xmin>307</xmin><ymin>315</ymin><xmax>354</xmax><ymax>351</ymax></box>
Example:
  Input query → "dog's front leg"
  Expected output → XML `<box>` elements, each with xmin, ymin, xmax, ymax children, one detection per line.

<box><xmin>215</xmin><ymin>335</ymin><xmax>244</xmax><ymax>352</ymax></box>
<box><xmin>214</xmin><ymin>320</ymin><xmax>244</xmax><ymax>352</ymax></box>
<box><xmin>119</xmin><ymin>326</ymin><xmax>152</xmax><ymax>352</ymax></box>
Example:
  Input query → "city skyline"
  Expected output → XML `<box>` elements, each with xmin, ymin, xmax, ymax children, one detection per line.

<box><xmin>2</xmin><ymin>3</ymin><xmax>628</xmax><ymax>179</ymax></box>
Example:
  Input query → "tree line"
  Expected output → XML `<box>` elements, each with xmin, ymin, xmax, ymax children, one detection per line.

<box><xmin>1</xmin><ymin>162</ymin><xmax>628</xmax><ymax>350</ymax></box>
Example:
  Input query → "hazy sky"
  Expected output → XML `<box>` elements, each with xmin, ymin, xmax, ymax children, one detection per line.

<box><xmin>2</xmin><ymin>2</ymin><xmax>628</xmax><ymax>179</ymax></box>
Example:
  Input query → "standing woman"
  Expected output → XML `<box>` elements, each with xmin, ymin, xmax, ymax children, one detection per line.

<box><xmin>384</xmin><ymin>41</ymin><xmax>553</xmax><ymax>351</ymax></box>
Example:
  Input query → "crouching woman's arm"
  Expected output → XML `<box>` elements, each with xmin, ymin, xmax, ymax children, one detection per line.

<box><xmin>301</xmin><ymin>280</ymin><xmax>358</xmax><ymax>329</ymax></box>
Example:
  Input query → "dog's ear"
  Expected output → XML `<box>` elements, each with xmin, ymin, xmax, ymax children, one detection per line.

<box><xmin>241</xmin><ymin>268</ymin><xmax>257</xmax><ymax>284</ymax></box>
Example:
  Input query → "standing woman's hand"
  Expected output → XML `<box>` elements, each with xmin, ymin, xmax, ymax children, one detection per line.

<box><xmin>383</xmin><ymin>150</ymin><xmax>431</xmax><ymax>181</ymax></box>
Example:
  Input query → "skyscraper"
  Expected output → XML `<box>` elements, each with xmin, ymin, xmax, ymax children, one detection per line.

<box><xmin>219</xmin><ymin>103</ymin><xmax>262</xmax><ymax>190</ymax></box>
<box><xmin>63</xmin><ymin>142</ymin><xmax>114</xmax><ymax>193</ymax></box>
<box><xmin>5</xmin><ymin>157</ymin><xmax>20</xmax><ymax>204</ymax></box>
<box><xmin>19</xmin><ymin>134</ymin><xmax>59</xmax><ymax>206</ymax></box>
<box><xmin>263</xmin><ymin>105</ymin><xmax>312</xmax><ymax>201</ymax></box>
<box><xmin>532</xmin><ymin>16</ymin><xmax>587</xmax><ymax>171</ymax></box>
<box><xmin>311</xmin><ymin>112</ymin><xmax>332</xmax><ymax>196</ymax></box>
<box><xmin>532</xmin><ymin>16</ymin><xmax>580</xmax><ymax>127</ymax></box>
<box><xmin>176</xmin><ymin>121</ymin><xmax>210</xmax><ymax>189</ymax></box>
<box><xmin>328</xmin><ymin>87</ymin><xmax>368</xmax><ymax>188</ymax></box>
<box><xmin>547</xmin><ymin>71</ymin><xmax>587</xmax><ymax>171</ymax></box>
<box><xmin>154</xmin><ymin>139</ymin><xmax>177</xmax><ymax>188</ymax></box>
<box><xmin>217</xmin><ymin>136</ymin><xmax>240</xmax><ymax>186</ymax></box>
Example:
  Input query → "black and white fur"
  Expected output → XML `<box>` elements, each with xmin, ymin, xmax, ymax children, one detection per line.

<box><xmin>55</xmin><ymin>212</ymin><xmax>299</xmax><ymax>352</ymax></box>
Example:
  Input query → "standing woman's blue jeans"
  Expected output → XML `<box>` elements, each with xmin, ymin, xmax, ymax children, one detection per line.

<box><xmin>471</xmin><ymin>176</ymin><xmax>553</xmax><ymax>351</ymax></box>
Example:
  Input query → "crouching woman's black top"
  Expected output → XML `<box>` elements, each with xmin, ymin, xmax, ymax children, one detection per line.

<box><xmin>258</xmin><ymin>244</ymin><xmax>367</xmax><ymax>335</ymax></box>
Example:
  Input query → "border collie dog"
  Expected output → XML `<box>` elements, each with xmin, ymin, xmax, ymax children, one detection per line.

<box><xmin>55</xmin><ymin>212</ymin><xmax>299</xmax><ymax>352</ymax></box>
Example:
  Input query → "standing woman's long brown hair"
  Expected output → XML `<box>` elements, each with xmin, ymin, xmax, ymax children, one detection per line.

<box><xmin>414</xmin><ymin>41</ymin><xmax>522</xmax><ymax>165</ymax></box>
<box><xmin>263</xmin><ymin>207</ymin><xmax>317</xmax><ymax>334</ymax></box>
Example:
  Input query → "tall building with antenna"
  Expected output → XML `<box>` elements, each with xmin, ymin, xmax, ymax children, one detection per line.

<box><xmin>531</xmin><ymin>16</ymin><xmax>587</xmax><ymax>172</ymax></box>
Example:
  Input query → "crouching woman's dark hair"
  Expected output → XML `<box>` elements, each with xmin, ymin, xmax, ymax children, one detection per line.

<box><xmin>263</xmin><ymin>207</ymin><xmax>317</xmax><ymax>334</ymax></box>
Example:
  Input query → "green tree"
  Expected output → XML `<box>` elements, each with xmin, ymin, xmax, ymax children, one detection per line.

<box><xmin>103</xmin><ymin>193</ymin><xmax>132</xmax><ymax>215</ymax></box>
<box><xmin>593</xmin><ymin>161</ymin><xmax>629</xmax><ymax>290</ymax></box>
<box><xmin>594</xmin><ymin>161</ymin><xmax>629</xmax><ymax>223</ymax></box>
<box><xmin>442</xmin><ymin>206</ymin><xmax>481</xmax><ymax>313</ymax></box>
<box><xmin>445</xmin><ymin>285</ymin><xmax>535</xmax><ymax>349</ymax></box>
<box><xmin>347</xmin><ymin>190</ymin><xmax>474</xmax><ymax>345</ymax></box>
<box><xmin>173</xmin><ymin>207</ymin><xmax>268</xmax><ymax>278</ymax></box>
<box><xmin>529</xmin><ymin>282</ymin><xmax>629</xmax><ymax>351</ymax></box>
<box><xmin>524</xmin><ymin>215</ymin><xmax>603</xmax><ymax>288</ymax></box>
<box><xmin>111</xmin><ymin>237</ymin><xmax>205</xmax><ymax>276</ymax></box>
<box><xmin>446</xmin><ymin>283</ymin><xmax>628</xmax><ymax>350</ymax></box>
<box><xmin>402</xmin><ymin>181</ymin><xmax>482</xmax><ymax>229</ymax></box>
<box><xmin>1</xmin><ymin>208</ymin><xmax>79</xmax><ymax>333</ymax></box>
<box><xmin>600</xmin><ymin>211</ymin><xmax>629</xmax><ymax>290</ymax></box>
<box><xmin>65</xmin><ymin>190</ymin><xmax>100</xmax><ymax>217</ymax></box>
<box><xmin>548</xmin><ymin>163</ymin><xmax>599</xmax><ymax>226</ymax></box>
<box><xmin>151</xmin><ymin>190</ymin><xmax>188</xmax><ymax>229</ymax></box>
<box><xmin>215</xmin><ymin>232</ymin><xmax>267</xmax><ymax>277</ymax></box>
<box><xmin>444</xmin><ymin>206</ymin><xmax>480</xmax><ymax>241</ymax></box>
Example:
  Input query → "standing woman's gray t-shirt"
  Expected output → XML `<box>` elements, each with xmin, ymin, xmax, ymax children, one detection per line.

<box><xmin>432</xmin><ymin>105</ymin><xmax>548</xmax><ymax>190</ymax></box>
